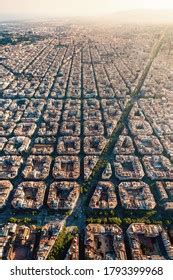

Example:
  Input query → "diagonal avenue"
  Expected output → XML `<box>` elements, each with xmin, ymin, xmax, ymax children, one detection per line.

<box><xmin>65</xmin><ymin>29</ymin><xmax>167</xmax><ymax>230</ymax></box>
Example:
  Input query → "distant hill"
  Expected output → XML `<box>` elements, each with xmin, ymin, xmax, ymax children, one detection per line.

<box><xmin>105</xmin><ymin>10</ymin><xmax>173</xmax><ymax>24</ymax></box>
<box><xmin>1</xmin><ymin>10</ymin><xmax>173</xmax><ymax>24</ymax></box>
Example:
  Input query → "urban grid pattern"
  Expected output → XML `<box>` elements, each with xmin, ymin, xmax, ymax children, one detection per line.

<box><xmin>0</xmin><ymin>21</ymin><xmax>173</xmax><ymax>260</ymax></box>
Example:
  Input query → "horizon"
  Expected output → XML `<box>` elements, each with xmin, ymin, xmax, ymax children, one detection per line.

<box><xmin>1</xmin><ymin>8</ymin><xmax>173</xmax><ymax>23</ymax></box>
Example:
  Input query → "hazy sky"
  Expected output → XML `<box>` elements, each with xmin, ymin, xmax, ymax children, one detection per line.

<box><xmin>1</xmin><ymin>0</ymin><xmax>173</xmax><ymax>17</ymax></box>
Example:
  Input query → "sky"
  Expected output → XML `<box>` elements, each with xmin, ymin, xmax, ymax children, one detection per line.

<box><xmin>1</xmin><ymin>0</ymin><xmax>173</xmax><ymax>17</ymax></box>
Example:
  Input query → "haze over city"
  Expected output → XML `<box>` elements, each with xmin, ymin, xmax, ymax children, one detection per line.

<box><xmin>1</xmin><ymin>0</ymin><xmax>173</xmax><ymax>18</ymax></box>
